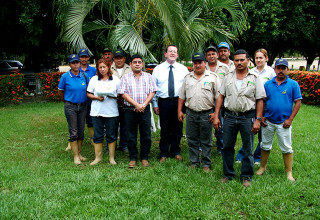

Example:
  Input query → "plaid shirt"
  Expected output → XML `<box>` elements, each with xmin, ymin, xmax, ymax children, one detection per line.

<box><xmin>118</xmin><ymin>71</ymin><xmax>158</xmax><ymax>106</ymax></box>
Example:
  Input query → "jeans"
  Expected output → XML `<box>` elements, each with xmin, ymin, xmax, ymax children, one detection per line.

<box><xmin>222</xmin><ymin>111</ymin><xmax>255</xmax><ymax>180</ymax></box>
<box><xmin>64</xmin><ymin>101</ymin><xmax>87</xmax><ymax>142</ymax></box>
<box><xmin>214</xmin><ymin>110</ymin><xmax>224</xmax><ymax>153</ymax></box>
<box><xmin>236</xmin><ymin>131</ymin><xmax>261</xmax><ymax>163</ymax></box>
<box><xmin>158</xmin><ymin>97</ymin><xmax>183</xmax><ymax>157</ymax></box>
<box><xmin>124</xmin><ymin>105</ymin><xmax>151</xmax><ymax>161</ymax></box>
<box><xmin>86</xmin><ymin>100</ymin><xmax>93</xmax><ymax>127</ymax></box>
<box><xmin>92</xmin><ymin>116</ymin><xmax>118</xmax><ymax>144</ymax></box>
<box><xmin>186</xmin><ymin>108</ymin><xmax>213</xmax><ymax>167</ymax></box>
<box><xmin>117</xmin><ymin>107</ymin><xmax>128</xmax><ymax>150</ymax></box>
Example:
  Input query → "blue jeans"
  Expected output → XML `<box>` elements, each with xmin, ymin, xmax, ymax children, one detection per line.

<box><xmin>222</xmin><ymin>111</ymin><xmax>255</xmax><ymax>180</ymax></box>
<box><xmin>86</xmin><ymin>100</ymin><xmax>93</xmax><ymax>127</ymax></box>
<box><xmin>117</xmin><ymin>106</ymin><xmax>128</xmax><ymax>150</ymax></box>
<box><xmin>158</xmin><ymin>97</ymin><xmax>183</xmax><ymax>157</ymax></box>
<box><xmin>64</xmin><ymin>101</ymin><xmax>87</xmax><ymax>142</ymax></box>
<box><xmin>92</xmin><ymin>116</ymin><xmax>118</xmax><ymax>144</ymax></box>
<box><xmin>214</xmin><ymin>110</ymin><xmax>223</xmax><ymax>153</ymax></box>
<box><xmin>186</xmin><ymin>108</ymin><xmax>213</xmax><ymax>167</ymax></box>
<box><xmin>124</xmin><ymin>105</ymin><xmax>151</xmax><ymax>161</ymax></box>
<box><xmin>236</xmin><ymin>131</ymin><xmax>261</xmax><ymax>162</ymax></box>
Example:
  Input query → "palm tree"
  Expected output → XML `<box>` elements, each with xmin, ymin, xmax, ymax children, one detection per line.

<box><xmin>55</xmin><ymin>0</ymin><xmax>247</xmax><ymax>62</ymax></box>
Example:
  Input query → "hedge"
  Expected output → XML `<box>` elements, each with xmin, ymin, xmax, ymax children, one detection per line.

<box><xmin>1</xmin><ymin>70</ymin><xmax>319</xmax><ymax>105</ymax></box>
<box><xmin>0</xmin><ymin>73</ymin><xmax>27</xmax><ymax>105</ymax></box>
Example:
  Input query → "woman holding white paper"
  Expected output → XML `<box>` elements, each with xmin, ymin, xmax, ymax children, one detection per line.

<box><xmin>87</xmin><ymin>58</ymin><xmax>121</xmax><ymax>165</ymax></box>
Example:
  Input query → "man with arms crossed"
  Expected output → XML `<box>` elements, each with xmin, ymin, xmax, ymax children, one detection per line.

<box><xmin>256</xmin><ymin>58</ymin><xmax>302</xmax><ymax>182</ymax></box>
<box><xmin>213</xmin><ymin>49</ymin><xmax>266</xmax><ymax>187</ymax></box>
<box><xmin>152</xmin><ymin>45</ymin><xmax>189</xmax><ymax>163</ymax></box>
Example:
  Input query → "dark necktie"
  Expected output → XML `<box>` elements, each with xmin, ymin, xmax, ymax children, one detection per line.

<box><xmin>168</xmin><ymin>65</ymin><xmax>174</xmax><ymax>97</ymax></box>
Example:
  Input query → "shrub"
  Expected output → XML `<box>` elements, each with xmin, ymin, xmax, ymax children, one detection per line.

<box><xmin>288</xmin><ymin>71</ymin><xmax>320</xmax><ymax>105</ymax></box>
<box><xmin>36</xmin><ymin>72</ymin><xmax>65</xmax><ymax>101</ymax></box>
<box><xmin>0</xmin><ymin>73</ymin><xmax>28</xmax><ymax>105</ymax></box>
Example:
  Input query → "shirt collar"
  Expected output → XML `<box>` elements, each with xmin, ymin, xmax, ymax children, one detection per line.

<box><xmin>272</xmin><ymin>75</ymin><xmax>288</xmax><ymax>84</ymax></box>
<box><xmin>69</xmin><ymin>70</ymin><xmax>81</xmax><ymax>78</ymax></box>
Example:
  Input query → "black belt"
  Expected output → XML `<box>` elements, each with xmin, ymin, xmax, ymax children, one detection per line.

<box><xmin>158</xmin><ymin>96</ymin><xmax>179</xmax><ymax>100</ymax></box>
<box><xmin>66</xmin><ymin>101</ymin><xmax>86</xmax><ymax>106</ymax></box>
<box><xmin>225</xmin><ymin>109</ymin><xmax>255</xmax><ymax>116</ymax></box>
<box><xmin>187</xmin><ymin>108</ymin><xmax>213</xmax><ymax>114</ymax></box>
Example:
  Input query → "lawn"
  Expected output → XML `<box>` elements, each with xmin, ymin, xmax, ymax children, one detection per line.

<box><xmin>0</xmin><ymin>102</ymin><xmax>319</xmax><ymax>219</ymax></box>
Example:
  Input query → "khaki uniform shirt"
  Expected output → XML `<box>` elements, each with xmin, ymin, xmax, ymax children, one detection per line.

<box><xmin>206</xmin><ymin>61</ymin><xmax>229</xmax><ymax>91</ymax></box>
<box><xmin>111</xmin><ymin>63</ymin><xmax>132</xmax><ymax>79</ymax></box>
<box><xmin>228</xmin><ymin>60</ymin><xmax>235</xmax><ymax>72</ymax></box>
<box><xmin>179</xmin><ymin>70</ymin><xmax>220</xmax><ymax>112</ymax></box>
<box><xmin>219</xmin><ymin>68</ymin><xmax>266</xmax><ymax>112</ymax></box>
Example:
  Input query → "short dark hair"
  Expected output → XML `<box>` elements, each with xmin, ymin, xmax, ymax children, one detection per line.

<box><xmin>131</xmin><ymin>54</ymin><xmax>143</xmax><ymax>62</ymax></box>
<box><xmin>166</xmin><ymin>44</ymin><xmax>178</xmax><ymax>52</ymax></box>
<box><xmin>234</xmin><ymin>49</ymin><xmax>249</xmax><ymax>58</ymax></box>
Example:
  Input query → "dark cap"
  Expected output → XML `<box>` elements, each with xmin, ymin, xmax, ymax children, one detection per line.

<box><xmin>114</xmin><ymin>49</ymin><xmax>125</xmax><ymax>57</ymax></box>
<box><xmin>131</xmin><ymin>54</ymin><xmax>143</xmax><ymax>61</ymax></box>
<box><xmin>68</xmin><ymin>54</ymin><xmax>80</xmax><ymax>63</ymax></box>
<box><xmin>192</xmin><ymin>52</ymin><xmax>205</xmax><ymax>62</ymax></box>
<box><xmin>103</xmin><ymin>47</ymin><xmax>112</xmax><ymax>53</ymax></box>
<box><xmin>275</xmin><ymin>58</ymin><xmax>288</xmax><ymax>67</ymax></box>
<box><xmin>78</xmin><ymin>48</ymin><xmax>89</xmax><ymax>57</ymax></box>
<box><xmin>205</xmin><ymin>46</ymin><xmax>218</xmax><ymax>53</ymax></box>
<box><xmin>218</xmin><ymin>42</ymin><xmax>230</xmax><ymax>50</ymax></box>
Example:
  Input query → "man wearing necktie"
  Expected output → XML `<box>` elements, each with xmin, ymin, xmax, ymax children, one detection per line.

<box><xmin>152</xmin><ymin>45</ymin><xmax>190</xmax><ymax>163</ymax></box>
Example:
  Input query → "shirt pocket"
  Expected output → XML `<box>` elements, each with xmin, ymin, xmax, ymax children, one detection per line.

<box><xmin>225</xmin><ymin>81</ymin><xmax>234</xmax><ymax>96</ymax></box>
<box><xmin>186</xmin><ymin>82</ymin><xmax>196</xmax><ymax>99</ymax></box>
<box><xmin>243</xmin><ymin>80</ymin><xmax>255</xmax><ymax>98</ymax></box>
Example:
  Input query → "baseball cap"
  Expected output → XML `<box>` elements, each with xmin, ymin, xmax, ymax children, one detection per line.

<box><xmin>218</xmin><ymin>42</ymin><xmax>230</xmax><ymax>50</ymax></box>
<box><xmin>103</xmin><ymin>47</ymin><xmax>112</xmax><ymax>53</ymax></box>
<box><xmin>192</xmin><ymin>53</ymin><xmax>205</xmax><ymax>62</ymax></box>
<box><xmin>205</xmin><ymin>46</ymin><xmax>218</xmax><ymax>53</ymax></box>
<box><xmin>275</xmin><ymin>58</ymin><xmax>289</xmax><ymax>67</ymax></box>
<box><xmin>78</xmin><ymin>48</ymin><xmax>89</xmax><ymax>57</ymax></box>
<box><xmin>114</xmin><ymin>49</ymin><xmax>125</xmax><ymax>57</ymax></box>
<box><xmin>68</xmin><ymin>54</ymin><xmax>80</xmax><ymax>63</ymax></box>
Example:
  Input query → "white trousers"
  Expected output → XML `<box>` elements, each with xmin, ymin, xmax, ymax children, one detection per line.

<box><xmin>261</xmin><ymin>120</ymin><xmax>293</xmax><ymax>154</ymax></box>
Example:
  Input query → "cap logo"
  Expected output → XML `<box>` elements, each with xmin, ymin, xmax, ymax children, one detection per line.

<box><xmin>116</xmin><ymin>50</ymin><xmax>120</xmax><ymax>53</ymax></box>
<box><xmin>195</xmin><ymin>55</ymin><xmax>200</xmax><ymax>57</ymax></box>
<box><xmin>72</xmin><ymin>55</ymin><xmax>75</xmax><ymax>58</ymax></box>
<box><xmin>82</xmin><ymin>49</ymin><xmax>85</xmax><ymax>52</ymax></box>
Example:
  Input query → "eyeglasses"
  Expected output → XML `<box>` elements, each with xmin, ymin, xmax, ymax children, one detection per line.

<box><xmin>167</xmin><ymin>50</ymin><xmax>177</xmax><ymax>54</ymax></box>
<box><xmin>132</xmin><ymin>61</ymin><xmax>143</xmax><ymax>64</ymax></box>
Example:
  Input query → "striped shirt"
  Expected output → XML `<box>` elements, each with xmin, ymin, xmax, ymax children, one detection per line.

<box><xmin>118</xmin><ymin>71</ymin><xmax>158</xmax><ymax>106</ymax></box>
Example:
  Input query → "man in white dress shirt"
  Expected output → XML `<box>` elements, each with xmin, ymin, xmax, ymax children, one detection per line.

<box><xmin>152</xmin><ymin>45</ymin><xmax>189</xmax><ymax>163</ymax></box>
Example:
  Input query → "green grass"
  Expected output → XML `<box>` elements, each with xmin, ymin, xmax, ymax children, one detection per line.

<box><xmin>0</xmin><ymin>102</ymin><xmax>319</xmax><ymax>219</ymax></box>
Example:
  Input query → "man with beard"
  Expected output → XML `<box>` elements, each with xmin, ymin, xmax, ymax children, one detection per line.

<box><xmin>213</xmin><ymin>49</ymin><xmax>266</xmax><ymax>187</ymax></box>
<box><xmin>256</xmin><ymin>58</ymin><xmax>302</xmax><ymax>182</ymax></box>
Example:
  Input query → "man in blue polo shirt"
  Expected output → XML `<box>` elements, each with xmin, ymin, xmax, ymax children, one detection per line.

<box><xmin>256</xmin><ymin>58</ymin><xmax>302</xmax><ymax>182</ymax></box>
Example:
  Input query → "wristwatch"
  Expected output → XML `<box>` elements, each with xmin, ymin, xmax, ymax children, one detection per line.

<box><xmin>142</xmin><ymin>103</ymin><xmax>146</xmax><ymax>107</ymax></box>
<box><xmin>256</xmin><ymin>117</ymin><xmax>262</xmax><ymax>121</ymax></box>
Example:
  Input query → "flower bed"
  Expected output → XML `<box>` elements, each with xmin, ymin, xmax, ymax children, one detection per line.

<box><xmin>35</xmin><ymin>72</ymin><xmax>65</xmax><ymax>101</ymax></box>
<box><xmin>0</xmin><ymin>73</ymin><xmax>27</xmax><ymax>105</ymax></box>
<box><xmin>288</xmin><ymin>71</ymin><xmax>320</xmax><ymax>105</ymax></box>
<box><xmin>1</xmin><ymin>70</ymin><xmax>319</xmax><ymax>105</ymax></box>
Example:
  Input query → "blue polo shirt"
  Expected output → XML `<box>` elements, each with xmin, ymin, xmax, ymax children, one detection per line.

<box><xmin>58</xmin><ymin>70</ymin><xmax>88</xmax><ymax>103</ymax></box>
<box><xmin>80</xmin><ymin>64</ymin><xmax>96</xmax><ymax>82</ymax></box>
<box><xmin>264</xmin><ymin>76</ymin><xmax>302</xmax><ymax>124</ymax></box>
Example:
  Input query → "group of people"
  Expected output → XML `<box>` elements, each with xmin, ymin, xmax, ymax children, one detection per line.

<box><xmin>58</xmin><ymin>42</ymin><xmax>302</xmax><ymax>187</ymax></box>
